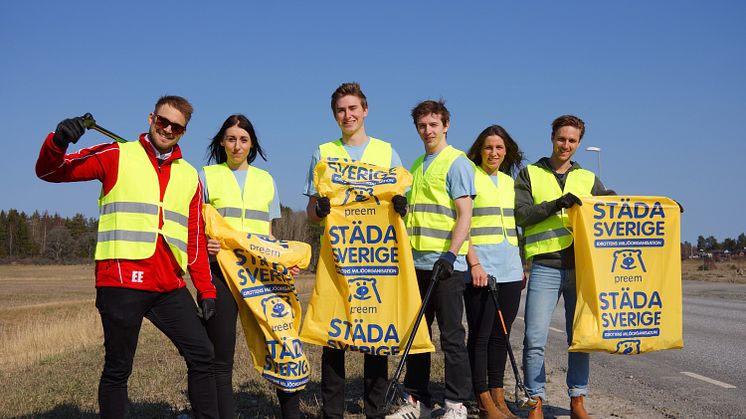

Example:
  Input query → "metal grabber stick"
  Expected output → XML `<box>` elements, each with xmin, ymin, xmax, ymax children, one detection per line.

<box><xmin>383</xmin><ymin>263</ymin><xmax>443</xmax><ymax>413</ymax></box>
<box><xmin>81</xmin><ymin>113</ymin><xmax>127</xmax><ymax>143</ymax></box>
<box><xmin>487</xmin><ymin>274</ymin><xmax>539</xmax><ymax>410</ymax></box>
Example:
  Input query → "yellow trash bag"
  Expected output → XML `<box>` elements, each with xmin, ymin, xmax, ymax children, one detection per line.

<box><xmin>204</xmin><ymin>204</ymin><xmax>312</xmax><ymax>391</ymax></box>
<box><xmin>299</xmin><ymin>158</ymin><xmax>434</xmax><ymax>355</ymax></box>
<box><xmin>568</xmin><ymin>196</ymin><xmax>683</xmax><ymax>354</ymax></box>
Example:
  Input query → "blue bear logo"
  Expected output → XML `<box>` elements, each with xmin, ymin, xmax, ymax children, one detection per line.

<box><xmin>343</xmin><ymin>186</ymin><xmax>380</xmax><ymax>206</ymax></box>
<box><xmin>611</xmin><ymin>249</ymin><xmax>646</xmax><ymax>273</ymax></box>
<box><xmin>613</xmin><ymin>339</ymin><xmax>641</xmax><ymax>355</ymax></box>
<box><xmin>348</xmin><ymin>277</ymin><xmax>382</xmax><ymax>304</ymax></box>
<box><xmin>261</xmin><ymin>295</ymin><xmax>293</xmax><ymax>322</ymax></box>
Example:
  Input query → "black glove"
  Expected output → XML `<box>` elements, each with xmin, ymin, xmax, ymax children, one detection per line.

<box><xmin>199</xmin><ymin>298</ymin><xmax>216</xmax><ymax>321</ymax></box>
<box><xmin>315</xmin><ymin>196</ymin><xmax>331</xmax><ymax>218</ymax></box>
<box><xmin>597</xmin><ymin>189</ymin><xmax>617</xmax><ymax>196</ymax></box>
<box><xmin>555</xmin><ymin>192</ymin><xmax>582</xmax><ymax>209</ymax></box>
<box><xmin>392</xmin><ymin>195</ymin><xmax>408</xmax><ymax>217</ymax></box>
<box><xmin>433</xmin><ymin>251</ymin><xmax>456</xmax><ymax>281</ymax></box>
<box><xmin>52</xmin><ymin>116</ymin><xmax>86</xmax><ymax>148</ymax></box>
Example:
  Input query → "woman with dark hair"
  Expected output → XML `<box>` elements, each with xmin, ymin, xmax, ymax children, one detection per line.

<box><xmin>464</xmin><ymin>125</ymin><xmax>525</xmax><ymax>418</ymax></box>
<box><xmin>201</xmin><ymin>114</ymin><xmax>300</xmax><ymax>418</ymax></box>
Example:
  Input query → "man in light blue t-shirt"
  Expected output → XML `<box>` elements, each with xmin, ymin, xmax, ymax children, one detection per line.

<box><xmin>304</xmin><ymin>82</ymin><xmax>406</xmax><ymax>419</ymax></box>
<box><xmin>388</xmin><ymin>99</ymin><xmax>474</xmax><ymax>419</ymax></box>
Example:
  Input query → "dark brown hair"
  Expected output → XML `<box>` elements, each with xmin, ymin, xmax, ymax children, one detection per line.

<box><xmin>466</xmin><ymin>125</ymin><xmax>524</xmax><ymax>177</ymax></box>
<box><xmin>330</xmin><ymin>82</ymin><xmax>368</xmax><ymax>113</ymax></box>
<box><xmin>206</xmin><ymin>114</ymin><xmax>266</xmax><ymax>165</ymax></box>
<box><xmin>411</xmin><ymin>99</ymin><xmax>450</xmax><ymax>126</ymax></box>
<box><xmin>551</xmin><ymin>114</ymin><xmax>585</xmax><ymax>140</ymax></box>
<box><xmin>154</xmin><ymin>95</ymin><xmax>194</xmax><ymax>123</ymax></box>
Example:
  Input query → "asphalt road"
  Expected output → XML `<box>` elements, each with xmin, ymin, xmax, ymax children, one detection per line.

<box><xmin>510</xmin><ymin>280</ymin><xmax>746</xmax><ymax>418</ymax></box>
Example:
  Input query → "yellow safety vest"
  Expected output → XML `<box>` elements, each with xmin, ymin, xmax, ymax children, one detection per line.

<box><xmin>95</xmin><ymin>141</ymin><xmax>198</xmax><ymax>271</ymax></box>
<box><xmin>406</xmin><ymin>145</ymin><xmax>470</xmax><ymax>255</ymax></box>
<box><xmin>318</xmin><ymin>137</ymin><xmax>393</xmax><ymax>167</ymax></box>
<box><xmin>203</xmin><ymin>163</ymin><xmax>274</xmax><ymax>235</ymax></box>
<box><xmin>317</xmin><ymin>137</ymin><xmax>394</xmax><ymax>232</ymax></box>
<box><xmin>472</xmin><ymin>167</ymin><xmax>518</xmax><ymax>246</ymax></box>
<box><xmin>523</xmin><ymin>164</ymin><xmax>595</xmax><ymax>259</ymax></box>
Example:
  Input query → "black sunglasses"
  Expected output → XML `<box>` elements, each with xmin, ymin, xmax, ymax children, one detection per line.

<box><xmin>153</xmin><ymin>114</ymin><xmax>186</xmax><ymax>135</ymax></box>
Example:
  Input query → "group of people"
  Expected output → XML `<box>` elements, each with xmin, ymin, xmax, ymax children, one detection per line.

<box><xmin>35</xmin><ymin>82</ymin><xmax>611</xmax><ymax>419</ymax></box>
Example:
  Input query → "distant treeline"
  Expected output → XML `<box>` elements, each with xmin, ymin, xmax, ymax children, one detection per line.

<box><xmin>0</xmin><ymin>207</ymin><xmax>323</xmax><ymax>266</ymax></box>
<box><xmin>680</xmin><ymin>234</ymin><xmax>746</xmax><ymax>258</ymax></box>
<box><xmin>3</xmin><ymin>207</ymin><xmax>742</xmax><ymax>264</ymax></box>
<box><xmin>0</xmin><ymin>209</ymin><xmax>98</xmax><ymax>263</ymax></box>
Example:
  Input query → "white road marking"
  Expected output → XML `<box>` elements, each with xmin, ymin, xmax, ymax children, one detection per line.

<box><xmin>516</xmin><ymin>316</ymin><xmax>563</xmax><ymax>333</ymax></box>
<box><xmin>681</xmin><ymin>372</ymin><xmax>736</xmax><ymax>389</ymax></box>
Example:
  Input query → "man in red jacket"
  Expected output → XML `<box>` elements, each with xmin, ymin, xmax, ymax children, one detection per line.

<box><xmin>36</xmin><ymin>96</ymin><xmax>218</xmax><ymax>419</ymax></box>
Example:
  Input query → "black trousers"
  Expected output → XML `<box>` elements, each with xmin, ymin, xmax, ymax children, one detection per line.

<box><xmin>205</xmin><ymin>265</ymin><xmax>239</xmax><ymax>419</ymax></box>
<box><xmin>95</xmin><ymin>286</ymin><xmax>218</xmax><ymax>419</ymax></box>
<box><xmin>464</xmin><ymin>280</ymin><xmax>522</xmax><ymax>394</ymax></box>
<box><xmin>403</xmin><ymin>269</ymin><xmax>472</xmax><ymax>407</ymax></box>
<box><xmin>321</xmin><ymin>346</ymin><xmax>388</xmax><ymax>419</ymax></box>
<box><xmin>205</xmin><ymin>263</ymin><xmax>301</xmax><ymax>418</ymax></box>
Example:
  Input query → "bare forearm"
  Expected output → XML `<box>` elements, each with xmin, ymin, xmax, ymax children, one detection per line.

<box><xmin>448</xmin><ymin>196</ymin><xmax>472</xmax><ymax>255</ymax></box>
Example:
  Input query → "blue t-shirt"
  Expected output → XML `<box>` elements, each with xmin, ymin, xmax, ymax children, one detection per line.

<box><xmin>303</xmin><ymin>137</ymin><xmax>403</xmax><ymax>197</ymax></box>
<box><xmin>199</xmin><ymin>167</ymin><xmax>281</xmax><ymax>221</ymax></box>
<box><xmin>466</xmin><ymin>174</ymin><xmax>523</xmax><ymax>283</ymax></box>
<box><xmin>411</xmin><ymin>151</ymin><xmax>476</xmax><ymax>272</ymax></box>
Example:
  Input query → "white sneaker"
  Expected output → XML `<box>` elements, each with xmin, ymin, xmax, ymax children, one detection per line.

<box><xmin>441</xmin><ymin>403</ymin><xmax>467</xmax><ymax>419</ymax></box>
<box><xmin>386</xmin><ymin>395</ymin><xmax>432</xmax><ymax>419</ymax></box>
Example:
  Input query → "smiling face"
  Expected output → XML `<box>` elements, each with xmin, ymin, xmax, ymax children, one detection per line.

<box><xmin>334</xmin><ymin>95</ymin><xmax>368</xmax><ymax>137</ymax></box>
<box><xmin>551</xmin><ymin>125</ymin><xmax>582</xmax><ymax>166</ymax></box>
<box><xmin>148</xmin><ymin>104</ymin><xmax>187</xmax><ymax>153</ymax></box>
<box><xmin>220</xmin><ymin>124</ymin><xmax>252</xmax><ymax>170</ymax></box>
<box><xmin>416</xmin><ymin>113</ymin><xmax>449</xmax><ymax>154</ymax></box>
<box><xmin>480</xmin><ymin>135</ymin><xmax>508</xmax><ymax>175</ymax></box>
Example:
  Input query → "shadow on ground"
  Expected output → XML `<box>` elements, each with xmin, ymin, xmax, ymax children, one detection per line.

<box><xmin>13</xmin><ymin>400</ymin><xmax>186</xmax><ymax>418</ymax></box>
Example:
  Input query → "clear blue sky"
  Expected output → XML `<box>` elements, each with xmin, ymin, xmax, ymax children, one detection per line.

<box><xmin>1</xmin><ymin>1</ymin><xmax>744</xmax><ymax>244</ymax></box>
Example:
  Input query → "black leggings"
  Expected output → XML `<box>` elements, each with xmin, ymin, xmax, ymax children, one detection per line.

<box><xmin>464</xmin><ymin>280</ymin><xmax>522</xmax><ymax>394</ymax></box>
<box><xmin>205</xmin><ymin>263</ymin><xmax>300</xmax><ymax>418</ymax></box>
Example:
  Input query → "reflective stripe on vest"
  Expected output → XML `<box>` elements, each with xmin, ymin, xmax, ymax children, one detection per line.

<box><xmin>318</xmin><ymin>137</ymin><xmax>393</xmax><ymax>168</ymax></box>
<box><xmin>471</xmin><ymin>168</ymin><xmax>518</xmax><ymax>246</ymax></box>
<box><xmin>523</xmin><ymin>164</ymin><xmax>595</xmax><ymax>259</ymax></box>
<box><xmin>95</xmin><ymin>141</ymin><xmax>198</xmax><ymax>271</ymax></box>
<box><xmin>405</xmin><ymin>145</ymin><xmax>470</xmax><ymax>255</ymax></box>
<box><xmin>203</xmin><ymin>163</ymin><xmax>274</xmax><ymax>235</ymax></box>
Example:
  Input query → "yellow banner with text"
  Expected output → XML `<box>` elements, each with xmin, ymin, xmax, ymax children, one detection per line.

<box><xmin>300</xmin><ymin>158</ymin><xmax>434</xmax><ymax>355</ymax></box>
<box><xmin>568</xmin><ymin>196</ymin><xmax>683</xmax><ymax>354</ymax></box>
<box><xmin>204</xmin><ymin>204</ymin><xmax>311</xmax><ymax>391</ymax></box>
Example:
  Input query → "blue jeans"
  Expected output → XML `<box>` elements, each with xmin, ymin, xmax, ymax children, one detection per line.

<box><xmin>522</xmin><ymin>263</ymin><xmax>589</xmax><ymax>399</ymax></box>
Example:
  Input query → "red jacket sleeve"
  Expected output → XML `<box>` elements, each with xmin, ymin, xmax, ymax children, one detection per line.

<box><xmin>187</xmin><ymin>179</ymin><xmax>216</xmax><ymax>300</ymax></box>
<box><xmin>35</xmin><ymin>132</ymin><xmax>120</xmax><ymax>195</ymax></box>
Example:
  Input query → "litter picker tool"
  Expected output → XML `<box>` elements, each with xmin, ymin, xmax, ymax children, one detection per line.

<box><xmin>383</xmin><ymin>264</ymin><xmax>442</xmax><ymax>413</ymax></box>
<box><xmin>487</xmin><ymin>274</ymin><xmax>539</xmax><ymax>410</ymax></box>
<box><xmin>82</xmin><ymin>113</ymin><xmax>127</xmax><ymax>143</ymax></box>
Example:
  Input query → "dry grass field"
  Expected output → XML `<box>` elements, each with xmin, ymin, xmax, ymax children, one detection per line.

<box><xmin>1</xmin><ymin>260</ymin><xmax>741</xmax><ymax>418</ymax></box>
<box><xmin>681</xmin><ymin>257</ymin><xmax>746</xmax><ymax>283</ymax></box>
<box><xmin>0</xmin><ymin>265</ymin><xmax>448</xmax><ymax>418</ymax></box>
